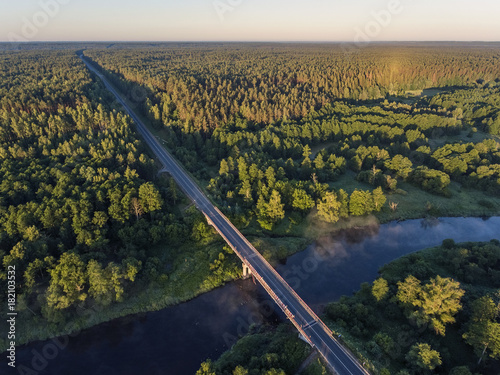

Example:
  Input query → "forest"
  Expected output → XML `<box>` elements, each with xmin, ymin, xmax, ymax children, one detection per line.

<box><xmin>0</xmin><ymin>49</ymin><xmax>167</xmax><ymax>329</ymax></box>
<box><xmin>83</xmin><ymin>44</ymin><xmax>500</xmax><ymax>232</ymax></box>
<box><xmin>0</xmin><ymin>49</ymin><xmax>243</xmax><ymax>350</ymax></box>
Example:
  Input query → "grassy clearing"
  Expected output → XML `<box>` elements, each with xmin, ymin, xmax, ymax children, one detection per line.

<box><xmin>427</xmin><ymin>129</ymin><xmax>497</xmax><ymax>149</ymax></box>
<box><xmin>328</xmin><ymin>172</ymin><xmax>500</xmax><ymax>224</ymax></box>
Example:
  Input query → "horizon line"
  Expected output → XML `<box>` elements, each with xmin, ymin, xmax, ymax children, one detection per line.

<box><xmin>2</xmin><ymin>40</ymin><xmax>500</xmax><ymax>44</ymax></box>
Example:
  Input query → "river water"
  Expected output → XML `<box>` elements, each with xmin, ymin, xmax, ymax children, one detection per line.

<box><xmin>3</xmin><ymin>216</ymin><xmax>499</xmax><ymax>375</ymax></box>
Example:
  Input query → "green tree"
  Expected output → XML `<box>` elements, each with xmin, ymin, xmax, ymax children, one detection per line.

<box><xmin>385</xmin><ymin>155</ymin><xmax>413</xmax><ymax>179</ymax></box>
<box><xmin>169</xmin><ymin>177</ymin><xmax>179</xmax><ymax>204</ymax></box>
<box><xmin>372</xmin><ymin>278</ymin><xmax>389</xmax><ymax>302</ymax></box>
<box><xmin>46</xmin><ymin>253</ymin><xmax>87</xmax><ymax>310</ymax></box>
<box><xmin>463</xmin><ymin>296</ymin><xmax>500</xmax><ymax>364</ymax></box>
<box><xmin>265</xmin><ymin>166</ymin><xmax>276</xmax><ymax>188</ymax></box>
<box><xmin>266</xmin><ymin>190</ymin><xmax>285</xmax><ymax>223</ymax></box>
<box><xmin>372</xmin><ymin>187</ymin><xmax>387</xmax><ymax>212</ymax></box>
<box><xmin>415</xmin><ymin>276</ymin><xmax>464</xmax><ymax>336</ymax></box>
<box><xmin>196</xmin><ymin>360</ymin><xmax>216</xmax><ymax>375</ymax></box>
<box><xmin>292</xmin><ymin>188</ymin><xmax>315</xmax><ymax>212</ymax></box>
<box><xmin>470</xmin><ymin>296</ymin><xmax>499</xmax><ymax>322</ymax></box>
<box><xmin>24</xmin><ymin>258</ymin><xmax>45</xmax><ymax>291</ymax></box>
<box><xmin>302</xmin><ymin>144</ymin><xmax>312</xmax><ymax>159</ymax></box>
<box><xmin>139</xmin><ymin>182</ymin><xmax>163</xmax><ymax>213</ymax></box>
<box><xmin>256</xmin><ymin>191</ymin><xmax>285</xmax><ymax>229</ymax></box>
<box><xmin>239</xmin><ymin>180</ymin><xmax>253</xmax><ymax>202</ymax></box>
<box><xmin>406</xmin><ymin>343</ymin><xmax>442</xmax><ymax>372</ymax></box>
<box><xmin>463</xmin><ymin>321</ymin><xmax>500</xmax><ymax>364</ymax></box>
<box><xmin>349</xmin><ymin>189</ymin><xmax>373</xmax><ymax>216</ymax></box>
<box><xmin>397</xmin><ymin>275</ymin><xmax>422</xmax><ymax>306</ymax></box>
<box><xmin>219</xmin><ymin>159</ymin><xmax>230</xmax><ymax>175</ymax></box>
<box><xmin>398</xmin><ymin>276</ymin><xmax>465</xmax><ymax>336</ymax></box>
<box><xmin>374</xmin><ymin>332</ymin><xmax>394</xmax><ymax>354</ymax></box>
<box><xmin>87</xmin><ymin>259</ymin><xmax>114</xmax><ymax>305</ymax></box>
<box><xmin>233</xmin><ymin>366</ymin><xmax>249</xmax><ymax>375</ymax></box>
<box><xmin>317</xmin><ymin>191</ymin><xmax>341</xmax><ymax>223</ymax></box>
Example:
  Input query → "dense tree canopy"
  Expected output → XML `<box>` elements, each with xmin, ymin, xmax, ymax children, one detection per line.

<box><xmin>0</xmin><ymin>51</ymin><xmax>192</xmax><ymax>326</ymax></box>
<box><xmin>324</xmin><ymin>240</ymin><xmax>500</xmax><ymax>374</ymax></box>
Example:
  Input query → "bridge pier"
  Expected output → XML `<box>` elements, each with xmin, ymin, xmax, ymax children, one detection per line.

<box><xmin>157</xmin><ymin>168</ymin><xmax>169</xmax><ymax>176</ymax></box>
<box><xmin>242</xmin><ymin>263</ymin><xmax>252</xmax><ymax>279</ymax></box>
<box><xmin>298</xmin><ymin>333</ymin><xmax>313</xmax><ymax>347</ymax></box>
<box><xmin>204</xmin><ymin>213</ymin><xmax>214</xmax><ymax>227</ymax></box>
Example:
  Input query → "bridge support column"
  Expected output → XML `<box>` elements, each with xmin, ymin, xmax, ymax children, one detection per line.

<box><xmin>157</xmin><ymin>168</ymin><xmax>169</xmax><ymax>176</ymax></box>
<box><xmin>298</xmin><ymin>333</ymin><xmax>313</xmax><ymax>346</ymax></box>
<box><xmin>204</xmin><ymin>213</ymin><xmax>214</xmax><ymax>227</ymax></box>
<box><xmin>242</xmin><ymin>263</ymin><xmax>252</xmax><ymax>279</ymax></box>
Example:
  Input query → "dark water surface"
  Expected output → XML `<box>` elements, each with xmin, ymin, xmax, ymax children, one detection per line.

<box><xmin>3</xmin><ymin>217</ymin><xmax>499</xmax><ymax>375</ymax></box>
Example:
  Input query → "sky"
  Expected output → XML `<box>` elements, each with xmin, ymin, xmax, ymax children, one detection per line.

<box><xmin>1</xmin><ymin>0</ymin><xmax>499</xmax><ymax>42</ymax></box>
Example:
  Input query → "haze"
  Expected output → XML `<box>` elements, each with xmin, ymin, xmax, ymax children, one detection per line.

<box><xmin>1</xmin><ymin>0</ymin><xmax>500</xmax><ymax>42</ymax></box>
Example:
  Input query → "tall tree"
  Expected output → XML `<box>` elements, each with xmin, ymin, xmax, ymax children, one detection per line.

<box><xmin>46</xmin><ymin>253</ymin><xmax>87</xmax><ymax>310</ymax></box>
<box><xmin>398</xmin><ymin>275</ymin><xmax>465</xmax><ymax>336</ymax></box>
<box><xmin>139</xmin><ymin>182</ymin><xmax>163</xmax><ymax>213</ymax></box>
<box><xmin>372</xmin><ymin>278</ymin><xmax>389</xmax><ymax>302</ymax></box>
<box><xmin>463</xmin><ymin>296</ymin><xmax>500</xmax><ymax>364</ymax></box>
<box><xmin>292</xmin><ymin>188</ymin><xmax>315</xmax><ymax>213</ymax></box>
<box><xmin>372</xmin><ymin>187</ymin><xmax>387</xmax><ymax>212</ymax></box>
<box><xmin>266</xmin><ymin>190</ymin><xmax>285</xmax><ymax>223</ymax></box>
<box><xmin>317</xmin><ymin>191</ymin><xmax>341</xmax><ymax>223</ymax></box>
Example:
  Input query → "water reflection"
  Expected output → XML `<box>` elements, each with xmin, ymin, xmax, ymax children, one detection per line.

<box><xmin>2</xmin><ymin>216</ymin><xmax>499</xmax><ymax>375</ymax></box>
<box><xmin>420</xmin><ymin>217</ymin><xmax>441</xmax><ymax>229</ymax></box>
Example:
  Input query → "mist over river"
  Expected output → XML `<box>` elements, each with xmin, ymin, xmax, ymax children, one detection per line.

<box><xmin>3</xmin><ymin>216</ymin><xmax>499</xmax><ymax>375</ymax></box>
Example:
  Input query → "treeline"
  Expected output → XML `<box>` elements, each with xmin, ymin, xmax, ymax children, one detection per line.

<box><xmin>429</xmin><ymin>85</ymin><xmax>500</xmax><ymax>136</ymax></box>
<box><xmin>204</xmin><ymin>99</ymin><xmax>498</xmax><ymax>226</ymax></box>
<box><xmin>197</xmin><ymin>325</ymin><xmax>311</xmax><ymax>375</ymax></box>
<box><xmin>84</xmin><ymin>44</ymin><xmax>500</xmax><ymax>132</ymax></box>
<box><xmin>325</xmin><ymin>240</ymin><xmax>500</xmax><ymax>374</ymax></box>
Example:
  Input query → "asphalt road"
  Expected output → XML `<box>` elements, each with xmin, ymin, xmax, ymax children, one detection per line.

<box><xmin>80</xmin><ymin>55</ymin><xmax>370</xmax><ymax>375</ymax></box>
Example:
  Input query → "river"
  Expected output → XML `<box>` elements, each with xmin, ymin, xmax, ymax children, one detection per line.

<box><xmin>3</xmin><ymin>216</ymin><xmax>499</xmax><ymax>375</ymax></box>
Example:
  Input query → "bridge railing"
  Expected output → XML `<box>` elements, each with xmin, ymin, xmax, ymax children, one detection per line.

<box><xmin>212</xmin><ymin>207</ymin><xmax>332</xmax><ymax>331</ymax></box>
<box><xmin>212</xmin><ymin>206</ymin><xmax>371</xmax><ymax>375</ymax></box>
<box><xmin>243</xmin><ymin>261</ymin><xmax>315</xmax><ymax>348</ymax></box>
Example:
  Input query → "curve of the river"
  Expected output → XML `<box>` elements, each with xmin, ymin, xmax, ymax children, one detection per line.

<box><xmin>2</xmin><ymin>216</ymin><xmax>499</xmax><ymax>375</ymax></box>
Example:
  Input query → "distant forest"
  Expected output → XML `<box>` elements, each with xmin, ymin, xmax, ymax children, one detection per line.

<box><xmin>84</xmin><ymin>44</ymin><xmax>500</xmax><ymax>229</ymax></box>
<box><xmin>85</xmin><ymin>44</ymin><xmax>500</xmax><ymax>130</ymax></box>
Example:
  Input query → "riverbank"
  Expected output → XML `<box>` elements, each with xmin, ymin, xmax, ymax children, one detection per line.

<box><xmin>4</xmin><ymin>51</ymin><xmax>491</xmax><ymax>358</ymax></box>
<box><xmin>3</xmin><ymin>217</ymin><xmax>499</xmax><ymax>374</ymax></box>
<box><xmin>2</xmin><ymin>207</ymin><xmax>499</xmax><ymax>354</ymax></box>
<box><xmin>200</xmin><ymin>239</ymin><xmax>500</xmax><ymax>375</ymax></box>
